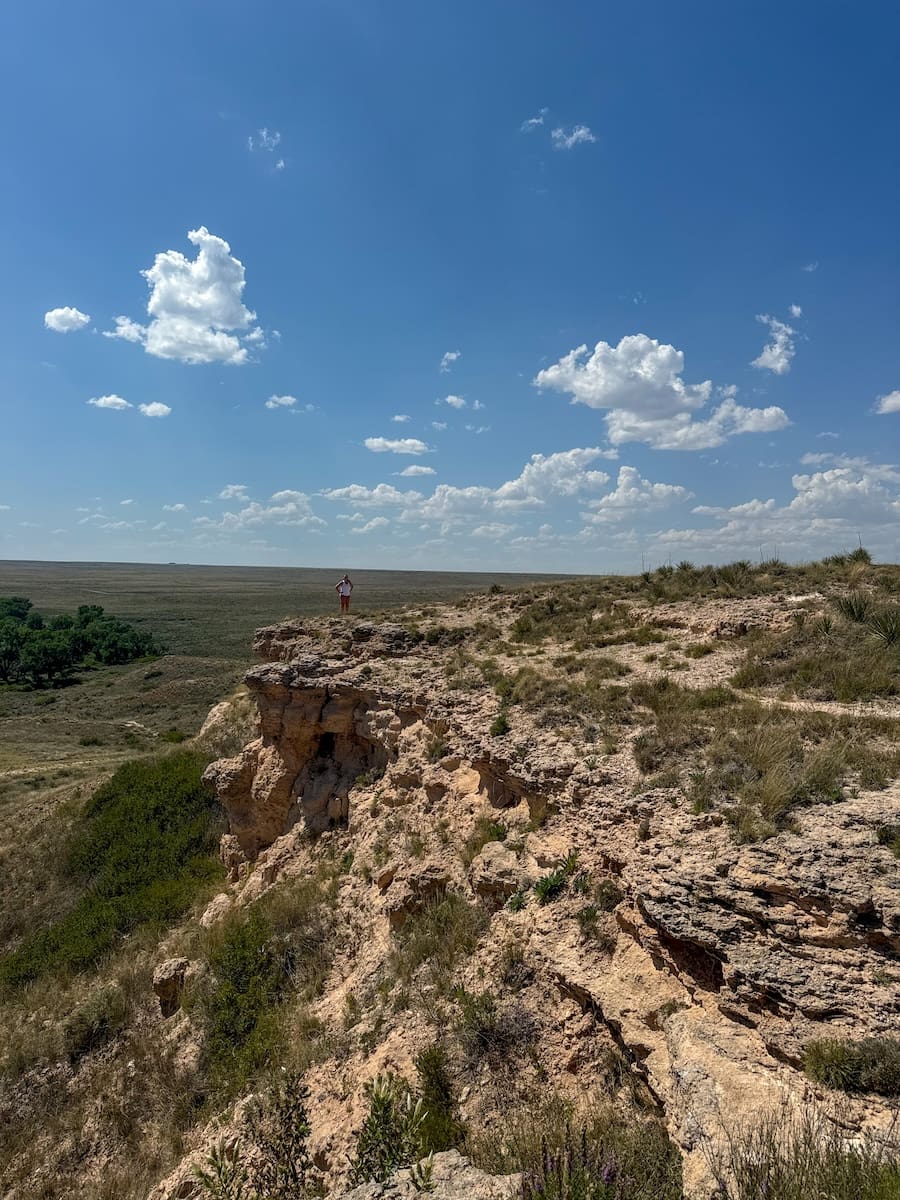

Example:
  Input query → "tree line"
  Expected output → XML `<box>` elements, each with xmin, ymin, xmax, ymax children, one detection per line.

<box><xmin>0</xmin><ymin>596</ymin><xmax>161</xmax><ymax>686</ymax></box>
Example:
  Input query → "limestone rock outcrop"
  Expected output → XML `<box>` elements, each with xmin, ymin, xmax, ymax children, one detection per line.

<box><xmin>338</xmin><ymin>1152</ymin><xmax>518</xmax><ymax>1200</ymax></box>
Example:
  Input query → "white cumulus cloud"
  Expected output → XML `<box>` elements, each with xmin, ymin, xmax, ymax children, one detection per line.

<box><xmin>391</xmin><ymin>414</ymin><xmax>411</xmax><ymax>423</ymax></box>
<box><xmin>551</xmin><ymin>124</ymin><xmax>596</xmax><ymax>150</ymax></box>
<box><xmin>440</xmin><ymin>350</ymin><xmax>461</xmax><ymax>372</ymax></box>
<box><xmin>266</xmin><ymin>394</ymin><xmax>297</xmax><ymax>409</ymax></box>
<box><xmin>320</xmin><ymin>483</ymin><xmax>422</xmax><ymax>507</ymax></box>
<box><xmin>103</xmin><ymin>227</ymin><xmax>261</xmax><ymax>365</ymax></box>
<box><xmin>397</xmin><ymin>465</ymin><xmax>436</xmax><ymax>477</ymax></box>
<box><xmin>87</xmin><ymin>394</ymin><xmax>132</xmax><ymax>411</ymax></box>
<box><xmin>139</xmin><ymin>402</ymin><xmax>171</xmax><ymax>418</ymax></box>
<box><xmin>535</xmin><ymin>334</ymin><xmax>788</xmax><ymax>450</ymax></box>
<box><xmin>876</xmin><ymin>390</ymin><xmax>900</xmax><ymax>415</ymax></box>
<box><xmin>438</xmin><ymin>394</ymin><xmax>466</xmax><ymax>409</ymax></box>
<box><xmin>582</xmin><ymin>466</ymin><xmax>692</xmax><ymax>523</ymax></box>
<box><xmin>751</xmin><ymin>314</ymin><xmax>796</xmax><ymax>375</ymax></box>
<box><xmin>364</xmin><ymin>437</ymin><xmax>430</xmax><ymax>455</ymax></box>
<box><xmin>44</xmin><ymin>306</ymin><xmax>90</xmax><ymax>333</ymax></box>
<box><xmin>789</xmin><ymin>304</ymin><xmax>803</xmax><ymax>318</ymax></box>
<box><xmin>196</xmin><ymin>490</ymin><xmax>325</xmax><ymax>533</ymax></box>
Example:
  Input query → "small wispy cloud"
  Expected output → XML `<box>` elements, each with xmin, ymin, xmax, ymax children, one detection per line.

<box><xmin>120</xmin><ymin>498</ymin><xmax>135</xmax><ymax>506</ymax></box>
<box><xmin>249</xmin><ymin>127</ymin><xmax>281</xmax><ymax>152</ymax></box>
<box><xmin>439</xmin><ymin>350</ymin><xmax>461</xmax><ymax>372</ymax></box>
<box><xmin>87</xmin><ymin>394</ymin><xmax>132</xmax><ymax>411</ymax></box>
<box><xmin>789</xmin><ymin>304</ymin><xmax>803</xmax><ymax>318</ymax></box>
<box><xmin>520</xmin><ymin>107</ymin><xmax>548</xmax><ymax>133</ymax></box>
<box><xmin>801</xmin><ymin>261</ymin><xmax>818</xmax><ymax>272</ymax></box>
<box><xmin>391</xmin><ymin>414</ymin><xmax>411</xmax><ymax>423</ymax></box>
<box><xmin>396</xmin><ymin>465</ymin><xmax>436</xmax><ymax>477</ymax></box>
<box><xmin>437</xmin><ymin>394</ymin><xmax>466</xmax><ymax>409</ymax></box>
<box><xmin>265</xmin><ymin>394</ymin><xmax>299</xmax><ymax>409</ymax></box>
<box><xmin>431</xmin><ymin>421</ymin><xmax>447</xmax><ymax>432</ymax></box>
<box><xmin>551</xmin><ymin>124</ymin><xmax>596</xmax><ymax>150</ymax></box>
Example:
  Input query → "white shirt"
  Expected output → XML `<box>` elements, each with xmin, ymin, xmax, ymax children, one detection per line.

<box><xmin>338</xmin><ymin>580</ymin><xmax>352</xmax><ymax>596</ymax></box>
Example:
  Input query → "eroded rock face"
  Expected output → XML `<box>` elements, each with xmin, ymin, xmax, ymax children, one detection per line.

<box><xmin>204</xmin><ymin>661</ymin><xmax>424</xmax><ymax>856</ymax></box>
<box><xmin>196</xmin><ymin>614</ymin><xmax>900</xmax><ymax>1197</ymax></box>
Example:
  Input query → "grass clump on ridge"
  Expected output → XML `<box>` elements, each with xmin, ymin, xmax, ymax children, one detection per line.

<box><xmin>735</xmin><ymin>604</ymin><xmax>900</xmax><ymax>702</ymax></box>
<box><xmin>803</xmin><ymin>1036</ymin><xmax>900</xmax><ymax>1096</ymax></box>
<box><xmin>389</xmin><ymin>890</ymin><xmax>488</xmax><ymax>996</ymax></box>
<box><xmin>0</xmin><ymin>751</ymin><xmax>223</xmax><ymax>987</ymax></box>
<box><xmin>627</xmin><ymin>676</ymin><xmax>900</xmax><ymax>838</ymax></box>
<box><xmin>710</xmin><ymin>1109</ymin><xmax>900</xmax><ymax>1200</ymax></box>
<box><xmin>467</xmin><ymin>1092</ymin><xmax>683</xmax><ymax>1200</ymax></box>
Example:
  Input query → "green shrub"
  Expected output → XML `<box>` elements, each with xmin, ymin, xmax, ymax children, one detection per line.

<box><xmin>490</xmin><ymin>710</ymin><xmax>511</xmax><ymax>737</ymax></box>
<box><xmin>804</xmin><ymin>1036</ymin><xmax>900</xmax><ymax>1096</ymax></box>
<box><xmin>246</xmin><ymin>1072</ymin><xmax>316</xmax><ymax>1200</ymax></box>
<box><xmin>453</xmin><ymin>987</ymin><xmax>535</xmax><ymax>1061</ymax></box>
<box><xmin>202</xmin><ymin>909</ymin><xmax>288</xmax><ymax>1091</ymax></box>
<box><xmin>201</xmin><ymin>877</ymin><xmax>332</xmax><ymax>1093</ymax></box>
<box><xmin>0</xmin><ymin>752</ymin><xmax>222</xmax><ymax>986</ymax></box>
<box><xmin>349</xmin><ymin>1074</ymin><xmax>427</xmax><ymax>1184</ymax></box>
<box><xmin>866</xmin><ymin>606</ymin><xmax>900</xmax><ymax>646</ymax></box>
<box><xmin>876</xmin><ymin>824</ymin><xmax>900</xmax><ymax>857</ymax></box>
<box><xmin>534</xmin><ymin>866</ymin><xmax>568</xmax><ymax>904</ymax></box>
<box><xmin>62</xmin><ymin>984</ymin><xmax>127</xmax><ymax>1064</ymax></box>
<box><xmin>414</xmin><ymin>1043</ymin><xmax>466</xmax><ymax>1152</ymax></box>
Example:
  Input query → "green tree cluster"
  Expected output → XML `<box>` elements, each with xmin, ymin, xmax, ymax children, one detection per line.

<box><xmin>0</xmin><ymin>596</ymin><xmax>160</xmax><ymax>686</ymax></box>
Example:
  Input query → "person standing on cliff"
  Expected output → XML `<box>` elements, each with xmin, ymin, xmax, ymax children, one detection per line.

<box><xmin>335</xmin><ymin>572</ymin><xmax>353</xmax><ymax>613</ymax></box>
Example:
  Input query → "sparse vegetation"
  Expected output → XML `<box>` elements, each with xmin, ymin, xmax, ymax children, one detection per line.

<box><xmin>468</xmin><ymin>1094</ymin><xmax>683</xmax><ymax>1200</ymax></box>
<box><xmin>453</xmin><ymin>986</ymin><xmax>535</xmax><ymax>1061</ymax></box>
<box><xmin>199</xmin><ymin>875</ymin><xmax>333</xmax><ymax>1094</ymax></box>
<box><xmin>709</xmin><ymin>1109</ymin><xmax>900</xmax><ymax>1199</ymax></box>
<box><xmin>804</xmin><ymin>1036</ymin><xmax>900</xmax><ymax>1096</ymax></box>
<box><xmin>414</xmin><ymin>1043</ymin><xmax>466</xmax><ymax>1151</ymax></box>
<box><xmin>390</xmin><ymin>891</ymin><xmax>488</xmax><ymax>994</ymax></box>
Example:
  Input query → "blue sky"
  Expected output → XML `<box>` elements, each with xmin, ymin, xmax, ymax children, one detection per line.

<box><xmin>2</xmin><ymin>0</ymin><xmax>899</xmax><ymax>571</ymax></box>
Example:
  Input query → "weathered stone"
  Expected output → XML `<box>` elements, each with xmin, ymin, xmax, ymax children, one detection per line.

<box><xmin>152</xmin><ymin>958</ymin><xmax>190</xmax><ymax>1018</ymax></box>
<box><xmin>338</xmin><ymin>1151</ymin><xmax>518</xmax><ymax>1200</ymax></box>
<box><xmin>199</xmin><ymin>893</ymin><xmax>232</xmax><ymax>929</ymax></box>
<box><xmin>470</xmin><ymin>841</ymin><xmax>524</xmax><ymax>901</ymax></box>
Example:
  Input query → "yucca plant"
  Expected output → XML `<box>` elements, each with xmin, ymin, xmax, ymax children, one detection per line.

<box><xmin>866</xmin><ymin>606</ymin><xmax>900</xmax><ymax>646</ymax></box>
<box><xmin>833</xmin><ymin>591</ymin><xmax>872</xmax><ymax>623</ymax></box>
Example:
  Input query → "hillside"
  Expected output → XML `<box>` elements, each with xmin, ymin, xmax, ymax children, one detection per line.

<box><xmin>2</xmin><ymin>554</ymin><xmax>899</xmax><ymax>1200</ymax></box>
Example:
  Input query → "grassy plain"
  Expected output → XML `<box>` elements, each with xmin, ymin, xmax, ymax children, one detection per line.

<box><xmin>0</xmin><ymin>559</ymin><xmax>568</xmax><ymax>779</ymax></box>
